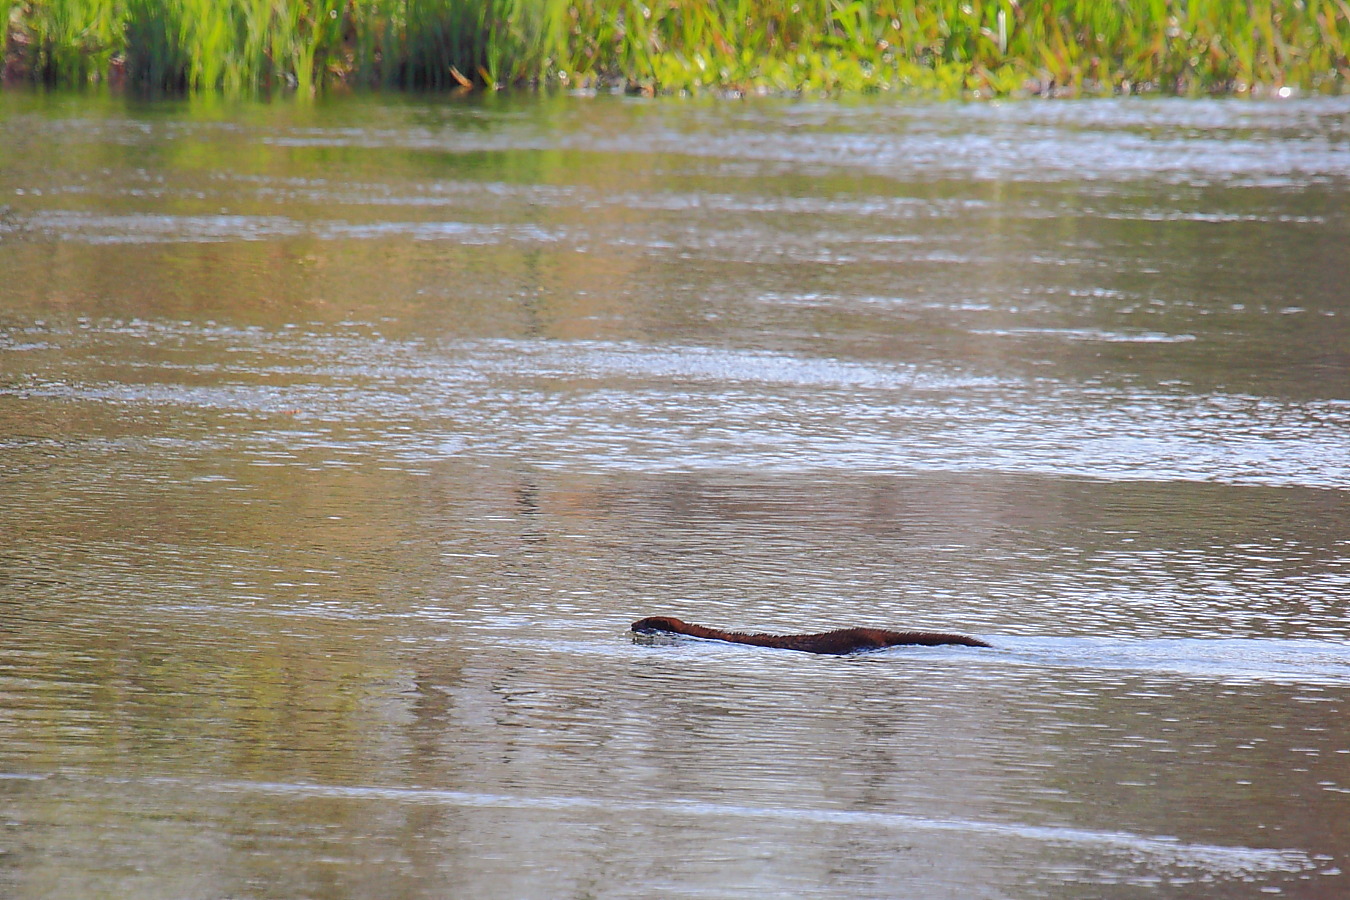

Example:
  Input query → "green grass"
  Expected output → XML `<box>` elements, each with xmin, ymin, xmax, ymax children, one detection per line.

<box><xmin>4</xmin><ymin>0</ymin><xmax>1348</xmax><ymax>96</ymax></box>
<box><xmin>10</xmin><ymin>0</ymin><xmax>120</xmax><ymax>85</ymax></box>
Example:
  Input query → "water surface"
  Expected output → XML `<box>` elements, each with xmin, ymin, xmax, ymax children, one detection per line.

<box><xmin>2</xmin><ymin>90</ymin><xmax>1349</xmax><ymax>898</ymax></box>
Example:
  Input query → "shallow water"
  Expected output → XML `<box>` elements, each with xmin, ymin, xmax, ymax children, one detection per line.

<box><xmin>2</xmin><ymin>90</ymin><xmax>1349</xmax><ymax>898</ymax></box>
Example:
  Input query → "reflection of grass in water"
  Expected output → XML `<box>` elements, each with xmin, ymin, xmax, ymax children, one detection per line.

<box><xmin>4</xmin><ymin>0</ymin><xmax>1349</xmax><ymax>96</ymax></box>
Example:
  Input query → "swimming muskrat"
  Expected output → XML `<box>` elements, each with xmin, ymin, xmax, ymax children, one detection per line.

<box><xmin>631</xmin><ymin>615</ymin><xmax>991</xmax><ymax>655</ymax></box>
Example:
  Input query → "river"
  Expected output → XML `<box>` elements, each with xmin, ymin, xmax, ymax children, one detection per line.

<box><xmin>2</xmin><ymin>89</ymin><xmax>1349</xmax><ymax>899</ymax></box>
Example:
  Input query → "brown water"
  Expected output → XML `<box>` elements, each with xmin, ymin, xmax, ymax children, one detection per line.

<box><xmin>2</xmin><ymin>90</ymin><xmax>1350</xmax><ymax>899</ymax></box>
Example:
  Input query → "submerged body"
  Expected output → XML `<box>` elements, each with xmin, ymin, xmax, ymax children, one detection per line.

<box><xmin>631</xmin><ymin>615</ymin><xmax>991</xmax><ymax>654</ymax></box>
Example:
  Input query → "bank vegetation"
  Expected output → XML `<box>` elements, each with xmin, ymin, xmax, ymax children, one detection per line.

<box><xmin>4</xmin><ymin>0</ymin><xmax>1348</xmax><ymax>97</ymax></box>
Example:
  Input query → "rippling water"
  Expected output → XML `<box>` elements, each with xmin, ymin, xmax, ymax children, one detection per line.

<box><xmin>2</xmin><ymin>91</ymin><xmax>1349</xmax><ymax>899</ymax></box>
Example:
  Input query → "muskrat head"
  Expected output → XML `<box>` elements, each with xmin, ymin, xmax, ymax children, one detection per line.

<box><xmin>631</xmin><ymin>616</ymin><xmax>685</xmax><ymax>634</ymax></box>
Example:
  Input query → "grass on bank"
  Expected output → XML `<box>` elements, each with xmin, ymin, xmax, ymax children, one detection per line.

<box><xmin>4</xmin><ymin>0</ymin><xmax>1349</xmax><ymax>97</ymax></box>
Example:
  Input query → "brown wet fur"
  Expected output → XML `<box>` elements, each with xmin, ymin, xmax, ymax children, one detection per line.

<box><xmin>631</xmin><ymin>615</ymin><xmax>991</xmax><ymax>654</ymax></box>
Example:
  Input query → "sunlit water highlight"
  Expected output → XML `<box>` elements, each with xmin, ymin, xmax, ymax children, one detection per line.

<box><xmin>9</xmin><ymin>325</ymin><xmax>1350</xmax><ymax>489</ymax></box>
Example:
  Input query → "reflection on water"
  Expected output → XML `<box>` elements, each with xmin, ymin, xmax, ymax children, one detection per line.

<box><xmin>2</xmin><ymin>90</ymin><xmax>1349</xmax><ymax>898</ymax></box>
